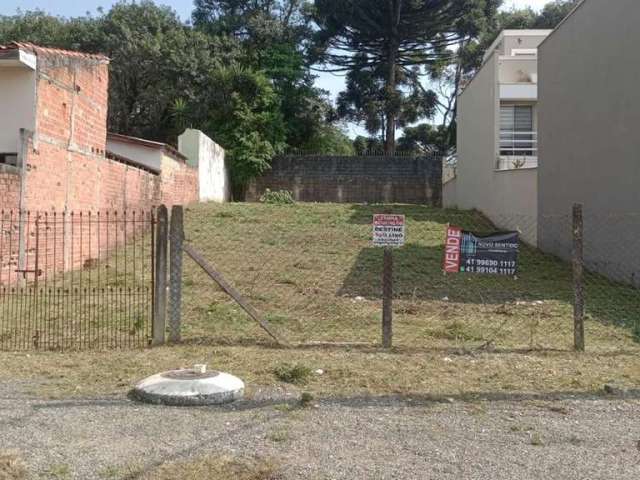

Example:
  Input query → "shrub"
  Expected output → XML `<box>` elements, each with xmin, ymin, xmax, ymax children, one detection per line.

<box><xmin>273</xmin><ymin>363</ymin><xmax>311</xmax><ymax>384</ymax></box>
<box><xmin>260</xmin><ymin>189</ymin><xmax>295</xmax><ymax>205</ymax></box>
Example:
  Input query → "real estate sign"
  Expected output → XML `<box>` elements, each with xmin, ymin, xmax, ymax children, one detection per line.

<box><xmin>443</xmin><ymin>226</ymin><xmax>519</xmax><ymax>276</ymax></box>
<box><xmin>373</xmin><ymin>214</ymin><xmax>405</xmax><ymax>247</ymax></box>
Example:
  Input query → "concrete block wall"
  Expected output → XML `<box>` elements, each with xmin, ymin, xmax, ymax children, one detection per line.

<box><xmin>246</xmin><ymin>155</ymin><xmax>442</xmax><ymax>205</ymax></box>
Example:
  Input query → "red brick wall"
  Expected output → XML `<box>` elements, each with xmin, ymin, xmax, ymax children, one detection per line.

<box><xmin>1</xmin><ymin>48</ymin><xmax>198</xmax><ymax>285</ymax></box>
<box><xmin>159</xmin><ymin>156</ymin><xmax>199</xmax><ymax>206</ymax></box>
<box><xmin>0</xmin><ymin>170</ymin><xmax>21</xmax><ymax>284</ymax></box>
<box><xmin>0</xmin><ymin>168</ymin><xmax>21</xmax><ymax>212</ymax></box>
<box><xmin>22</xmin><ymin>52</ymin><xmax>197</xmax><ymax>212</ymax></box>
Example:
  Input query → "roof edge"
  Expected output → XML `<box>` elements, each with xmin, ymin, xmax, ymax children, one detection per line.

<box><xmin>482</xmin><ymin>29</ymin><xmax>553</xmax><ymax>64</ymax></box>
<box><xmin>0</xmin><ymin>41</ymin><xmax>110</xmax><ymax>63</ymax></box>
<box><xmin>538</xmin><ymin>0</ymin><xmax>588</xmax><ymax>50</ymax></box>
<box><xmin>107</xmin><ymin>133</ymin><xmax>189</xmax><ymax>163</ymax></box>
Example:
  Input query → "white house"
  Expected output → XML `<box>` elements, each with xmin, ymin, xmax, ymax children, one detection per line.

<box><xmin>443</xmin><ymin>30</ymin><xmax>552</xmax><ymax>245</ymax></box>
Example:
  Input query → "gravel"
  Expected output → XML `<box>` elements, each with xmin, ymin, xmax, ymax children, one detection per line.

<box><xmin>1</xmin><ymin>380</ymin><xmax>640</xmax><ymax>479</ymax></box>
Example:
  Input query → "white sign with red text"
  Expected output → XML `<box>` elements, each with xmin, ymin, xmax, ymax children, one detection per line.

<box><xmin>373</xmin><ymin>214</ymin><xmax>405</xmax><ymax>247</ymax></box>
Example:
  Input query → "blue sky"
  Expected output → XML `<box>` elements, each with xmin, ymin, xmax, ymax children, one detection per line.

<box><xmin>1</xmin><ymin>0</ymin><xmax>551</xmax><ymax>137</ymax></box>
<box><xmin>0</xmin><ymin>0</ymin><xmax>551</xmax><ymax>20</ymax></box>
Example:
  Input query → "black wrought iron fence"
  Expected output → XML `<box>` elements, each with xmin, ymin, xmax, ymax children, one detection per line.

<box><xmin>0</xmin><ymin>209</ymin><xmax>156</xmax><ymax>350</ymax></box>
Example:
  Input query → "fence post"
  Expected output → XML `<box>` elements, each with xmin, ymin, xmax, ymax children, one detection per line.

<box><xmin>153</xmin><ymin>205</ymin><xmax>168</xmax><ymax>346</ymax></box>
<box><xmin>382</xmin><ymin>248</ymin><xmax>393</xmax><ymax>348</ymax></box>
<box><xmin>168</xmin><ymin>205</ymin><xmax>184</xmax><ymax>343</ymax></box>
<box><xmin>572</xmin><ymin>203</ymin><xmax>585</xmax><ymax>352</ymax></box>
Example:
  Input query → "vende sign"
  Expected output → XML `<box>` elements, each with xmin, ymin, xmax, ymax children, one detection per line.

<box><xmin>442</xmin><ymin>225</ymin><xmax>520</xmax><ymax>276</ymax></box>
<box><xmin>443</xmin><ymin>226</ymin><xmax>462</xmax><ymax>273</ymax></box>
<box><xmin>373</xmin><ymin>214</ymin><xmax>405</xmax><ymax>247</ymax></box>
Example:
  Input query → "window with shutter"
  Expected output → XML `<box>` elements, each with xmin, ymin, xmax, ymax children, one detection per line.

<box><xmin>500</xmin><ymin>105</ymin><xmax>534</xmax><ymax>156</ymax></box>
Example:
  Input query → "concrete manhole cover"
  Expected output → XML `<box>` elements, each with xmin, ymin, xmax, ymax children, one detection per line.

<box><xmin>133</xmin><ymin>365</ymin><xmax>244</xmax><ymax>406</ymax></box>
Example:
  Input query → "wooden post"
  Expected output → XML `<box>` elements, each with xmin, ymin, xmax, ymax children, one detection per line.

<box><xmin>153</xmin><ymin>205</ymin><xmax>168</xmax><ymax>346</ymax></box>
<box><xmin>572</xmin><ymin>203</ymin><xmax>585</xmax><ymax>352</ymax></box>
<box><xmin>168</xmin><ymin>205</ymin><xmax>184</xmax><ymax>343</ymax></box>
<box><xmin>382</xmin><ymin>248</ymin><xmax>393</xmax><ymax>348</ymax></box>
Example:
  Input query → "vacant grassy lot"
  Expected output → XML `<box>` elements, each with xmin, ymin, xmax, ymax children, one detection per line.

<box><xmin>0</xmin><ymin>202</ymin><xmax>639</xmax><ymax>400</ymax></box>
<box><xmin>179</xmin><ymin>202</ymin><xmax>639</xmax><ymax>351</ymax></box>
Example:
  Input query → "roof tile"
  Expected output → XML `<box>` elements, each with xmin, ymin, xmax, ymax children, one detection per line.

<box><xmin>0</xmin><ymin>41</ymin><xmax>109</xmax><ymax>63</ymax></box>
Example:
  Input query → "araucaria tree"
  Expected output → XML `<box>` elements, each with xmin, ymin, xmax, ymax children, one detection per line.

<box><xmin>313</xmin><ymin>0</ymin><xmax>492</xmax><ymax>154</ymax></box>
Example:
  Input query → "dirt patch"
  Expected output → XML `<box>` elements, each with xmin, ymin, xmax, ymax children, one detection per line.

<box><xmin>0</xmin><ymin>451</ymin><xmax>28</xmax><ymax>480</ymax></box>
<box><xmin>139</xmin><ymin>455</ymin><xmax>279</xmax><ymax>480</ymax></box>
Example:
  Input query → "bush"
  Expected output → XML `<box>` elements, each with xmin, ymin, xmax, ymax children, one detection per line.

<box><xmin>260</xmin><ymin>189</ymin><xmax>295</xmax><ymax>205</ymax></box>
<box><xmin>273</xmin><ymin>363</ymin><xmax>311</xmax><ymax>384</ymax></box>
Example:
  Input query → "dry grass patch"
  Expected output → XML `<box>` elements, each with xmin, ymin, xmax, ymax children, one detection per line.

<box><xmin>0</xmin><ymin>451</ymin><xmax>28</xmax><ymax>480</ymax></box>
<box><xmin>139</xmin><ymin>455</ymin><xmax>279</xmax><ymax>480</ymax></box>
<box><xmin>1</xmin><ymin>203</ymin><xmax>639</xmax><ymax>401</ymax></box>
<box><xmin>1</xmin><ymin>344</ymin><xmax>640</xmax><ymax>400</ymax></box>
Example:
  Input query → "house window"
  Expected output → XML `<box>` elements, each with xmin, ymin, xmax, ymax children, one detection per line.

<box><xmin>0</xmin><ymin>153</ymin><xmax>18</xmax><ymax>167</ymax></box>
<box><xmin>500</xmin><ymin>105</ymin><xmax>535</xmax><ymax>156</ymax></box>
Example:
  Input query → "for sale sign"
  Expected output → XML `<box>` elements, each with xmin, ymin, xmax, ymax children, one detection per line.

<box><xmin>443</xmin><ymin>226</ymin><xmax>519</xmax><ymax>276</ymax></box>
<box><xmin>373</xmin><ymin>214</ymin><xmax>405</xmax><ymax>247</ymax></box>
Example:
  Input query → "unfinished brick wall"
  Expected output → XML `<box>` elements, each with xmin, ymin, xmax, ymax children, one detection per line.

<box><xmin>23</xmin><ymin>48</ymin><xmax>111</xmax><ymax>212</ymax></box>
<box><xmin>0</xmin><ymin>166</ymin><xmax>21</xmax><ymax>212</ymax></box>
<box><xmin>21</xmin><ymin>46</ymin><xmax>196</xmax><ymax>212</ymax></box>
<box><xmin>0</xmin><ymin>168</ymin><xmax>22</xmax><ymax>283</ymax></box>
<box><xmin>0</xmin><ymin>44</ymin><xmax>199</xmax><ymax>285</ymax></box>
<box><xmin>159</xmin><ymin>156</ymin><xmax>199</xmax><ymax>206</ymax></box>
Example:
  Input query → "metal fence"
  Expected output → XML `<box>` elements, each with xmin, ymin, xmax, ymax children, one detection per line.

<box><xmin>178</xmin><ymin>202</ymin><xmax>640</xmax><ymax>354</ymax></box>
<box><xmin>0</xmin><ymin>209</ymin><xmax>156</xmax><ymax>350</ymax></box>
<box><xmin>7</xmin><ymin>201</ymin><xmax>636</xmax><ymax>354</ymax></box>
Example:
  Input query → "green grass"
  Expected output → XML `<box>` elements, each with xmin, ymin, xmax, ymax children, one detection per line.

<box><xmin>181</xmin><ymin>202</ymin><xmax>640</xmax><ymax>352</ymax></box>
<box><xmin>1</xmin><ymin>202</ymin><xmax>640</xmax><ymax>401</ymax></box>
<box><xmin>273</xmin><ymin>363</ymin><xmax>312</xmax><ymax>385</ymax></box>
<box><xmin>0</xmin><ymin>230</ymin><xmax>154</xmax><ymax>350</ymax></box>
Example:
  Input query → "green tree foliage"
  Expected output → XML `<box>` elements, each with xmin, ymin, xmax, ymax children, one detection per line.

<box><xmin>336</xmin><ymin>54</ymin><xmax>437</xmax><ymax>143</ymax></box>
<box><xmin>431</xmin><ymin>0</ymin><xmax>579</xmax><ymax>151</ymax></box>
<box><xmin>397</xmin><ymin>124</ymin><xmax>450</xmax><ymax>155</ymax></box>
<box><xmin>352</xmin><ymin>136</ymin><xmax>383</xmax><ymax>155</ymax></box>
<box><xmin>193</xmin><ymin>0</ymin><xmax>341</xmax><ymax>154</ymax></box>
<box><xmin>202</xmin><ymin>66</ymin><xmax>286</xmax><ymax>189</ymax></box>
<box><xmin>498</xmin><ymin>0</ymin><xmax>579</xmax><ymax>30</ymax></box>
<box><xmin>0</xmin><ymin>1</ymin><xmax>352</xmax><ymax>190</ymax></box>
<box><xmin>313</xmin><ymin>0</ymin><xmax>495</xmax><ymax>154</ymax></box>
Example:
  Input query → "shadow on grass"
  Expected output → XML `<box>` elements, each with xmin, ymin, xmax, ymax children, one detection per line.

<box><xmin>338</xmin><ymin>243</ymin><xmax>573</xmax><ymax>304</ymax></box>
<box><xmin>338</xmin><ymin>241</ymin><xmax>640</xmax><ymax>338</ymax></box>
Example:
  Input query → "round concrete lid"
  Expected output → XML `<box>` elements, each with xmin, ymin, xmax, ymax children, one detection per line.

<box><xmin>133</xmin><ymin>369</ymin><xmax>244</xmax><ymax>406</ymax></box>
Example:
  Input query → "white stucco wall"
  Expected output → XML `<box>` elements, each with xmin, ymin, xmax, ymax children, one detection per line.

<box><xmin>451</xmin><ymin>53</ymin><xmax>499</xmax><ymax>212</ymax></box>
<box><xmin>538</xmin><ymin>0</ymin><xmax>640</xmax><ymax>284</ymax></box>
<box><xmin>178</xmin><ymin>129</ymin><xmax>229</xmax><ymax>203</ymax></box>
<box><xmin>0</xmin><ymin>67</ymin><xmax>36</xmax><ymax>152</ymax></box>
<box><xmin>106</xmin><ymin>138</ymin><xmax>163</xmax><ymax>172</ymax></box>
<box><xmin>448</xmin><ymin>51</ymin><xmax>538</xmax><ymax>245</ymax></box>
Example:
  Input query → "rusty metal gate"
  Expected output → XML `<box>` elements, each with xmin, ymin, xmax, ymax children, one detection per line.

<box><xmin>0</xmin><ymin>209</ymin><xmax>156</xmax><ymax>350</ymax></box>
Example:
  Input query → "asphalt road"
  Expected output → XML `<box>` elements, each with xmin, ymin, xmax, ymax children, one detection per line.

<box><xmin>1</xmin><ymin>382</ymin><xmax>640</xmax><ymax>479</ymax></box>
